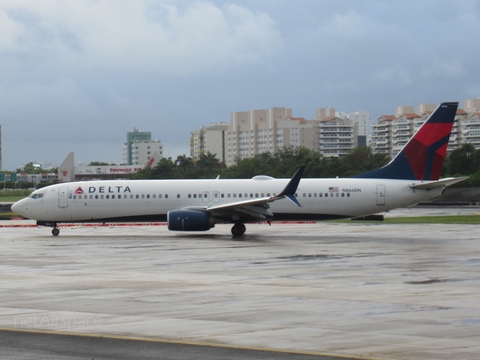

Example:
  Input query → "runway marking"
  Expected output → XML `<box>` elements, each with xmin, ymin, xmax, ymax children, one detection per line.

<box><xmin>0</xmin><ymin>327</ymin><xmax>388</xmax><ymax>360</ymax></box>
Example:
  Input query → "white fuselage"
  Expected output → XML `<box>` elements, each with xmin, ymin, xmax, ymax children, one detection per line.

<box><xmin>12</xmin><ymin>177</ymin><xmax>443</xmax><ymax>223</ymax></box>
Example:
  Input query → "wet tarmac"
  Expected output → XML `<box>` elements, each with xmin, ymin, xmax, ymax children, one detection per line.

<box><xmin>0</xmin><ymin>214</ymin><xmax>479</xmax><ymax>359</ymax></box>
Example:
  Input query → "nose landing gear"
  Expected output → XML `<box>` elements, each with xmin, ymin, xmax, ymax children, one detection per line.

<box><xmin>51</xmin><ymin>223</ymin><xmax>60</xmax><ymax>236</ymax></box>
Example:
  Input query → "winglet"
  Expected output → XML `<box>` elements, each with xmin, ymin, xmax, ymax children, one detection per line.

<box><xmin>275</xmin><ymin>166</ymin><xmax>305</xmax><ymax>207</ymax></box>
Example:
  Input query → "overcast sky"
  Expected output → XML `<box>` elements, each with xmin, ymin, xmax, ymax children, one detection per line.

<box><xmin>1</xmin><ymin>0</ymin><xmax>479</xmax><ymax>170</ymax></box>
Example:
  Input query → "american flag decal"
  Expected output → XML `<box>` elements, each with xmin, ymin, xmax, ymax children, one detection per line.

<box><xmin>329</xmin><ymin>187</ymin><xmax>339</xmax><ymax>192</ymax></box>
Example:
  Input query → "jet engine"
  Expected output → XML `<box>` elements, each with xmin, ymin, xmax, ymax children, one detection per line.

<box><xmin>167</xmin><ymin>209</ymin><xmax>215</xmax><ymax>231</ymax></box>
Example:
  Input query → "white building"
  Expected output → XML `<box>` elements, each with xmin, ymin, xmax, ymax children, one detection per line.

<box><xmin>465</xmin><ymin>98</ymin><xmax>480</xmax><ymax>113</ymax></box>
<box><xmin>371</xmin><ymin>100</ymin><xmax>479</xmax><ymax>158</ymax></box>
<box><xmin>122</xmin><ymin>140</ymin><xmax>163</xmax><ymax>166</ymax></box>
<box><xmin>371</xmin><ymin>115</ymin><xmax>395</xmax><ymax>156</ymax></box>
<box><xmin>318</xmin><ymin>117</ymin><xmax>357</xmax><ymax>157</ymax></box>
<box><xmin>462</xmin><ymin>112</ymin><xmax>480</xmax><ymax>149</ymax></box>
<box><xmin>190</xmin><ymin>123</ymin><xmax>228</xmax><ymax>162</ymax></box>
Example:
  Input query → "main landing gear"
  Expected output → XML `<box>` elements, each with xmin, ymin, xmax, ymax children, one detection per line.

<box><xmin>51</xmin><ymin>223</ymin><xmax>60</xmax><ymax>236</ymax></box>
<box><xmin>231</xmin><ymin>222</ymin><xmax>246</xmax><ymax>237</ymax></box>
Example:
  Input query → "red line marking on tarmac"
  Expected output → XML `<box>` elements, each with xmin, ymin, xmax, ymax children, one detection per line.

<box><xmin>0</xmin><ymin>221</ymin><xmax>316</xmax><ymax>229</ymax></box>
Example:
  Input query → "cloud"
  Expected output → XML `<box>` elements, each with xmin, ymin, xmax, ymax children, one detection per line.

<box><xmin>0</xmin><ymin>0</ymin><xmax>282</xmax><ymax>75</ymax></box>
<box><xmin>420</xmin><ymin>59</ymin><xmax>466</xmax><ymax>79</ymax></box>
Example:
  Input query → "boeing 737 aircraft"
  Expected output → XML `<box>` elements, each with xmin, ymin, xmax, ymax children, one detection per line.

<box><xmin>12</xmin><ymin>102</ymin><xmax>466</xmax><ymax>237</ymax></box>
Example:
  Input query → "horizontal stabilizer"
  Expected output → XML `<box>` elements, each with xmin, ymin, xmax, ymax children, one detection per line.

<box><xmin>409</xmin><ymin>177</ymin><xmax>468</xmax><ymax>190</ymax></box>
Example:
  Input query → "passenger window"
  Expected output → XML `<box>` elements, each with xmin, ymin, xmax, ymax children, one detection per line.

<box><xmin>347</xmin><ymin>193</ymin><xmax>350</xmax><ymax>197</ymax></box>
<box><xmin>73</xmin><ymin>195</ymin><xmax>76</xmax><ymax>199</ymax></box>
<box><xmin>233</xmin><ymin>194</ymin><xmax>237</xmax><ymax>198</ymax></box>
<box><xmin>250</xmin><ymin>193</ymin><xmax>253</xmax><ymax>198</ymax></box>
<box><xmin>95</xmin><ymin>195</ymin><xmax>99</xmax><ymax>199</ymax></box>
<box><xmin>193</xmin><ymin>194</ymin><xmax>197</xmax><ymax>198</ymax></box>
<box><xmin>303</xmin><ymin>193</ymin><xmax>306</xmax><ymax>197</ymax></box>
<box><xmin>141</xmin><ymin>194</ymin><xmax>145</xmax><ymax>199</ymax></box>
<box><xmin>341</xmin><ymin>193</ymin><xmax>345</xmax><ymax>197</ymax></box>
<box><xmin>124</xmin><ymin>195</ymin><xmax>127</xmax><ymax>199</ymax></box>
<box><xmin>130</xmin><ymin>194</ymin><xmax>133</xmax><ymax>199</ymax></box>
<box><xmin>147</xmin><ymin>194</ymin><xmax>150</xmax><ymax>199</ymax></box>
<box><xmin>336</xmin><ymin>193</ymin><xmax>339</xmax><ymax>197</ymax></box>
<box><xmin>106</xmin><ymin>195</ymin><xmax>109</xmax><ymax>199</ymax></box>
<box><xmin>153</xmin><ymin>194</ymin><xmax>156</xmax><ymax>199</ymax></box>
<box><xmin>188</xmin><ymin>194</ymin><xmax>191</xmax><ymax>198</ymax></box>
<box><xmin>308</xmin><ymin>193</ymin><xmax>312</xmax><ymax>197</ymax></box>
<box><xmin>214</xmin><ymin>193</ymin><xmax>218</xmax><ymax>198</ymax></box>
<box><xmin>136</xmin><ymin>194</ymin><xmax>139</xmax><ymax>199</ymax></box>
<box><xmin>159</xmin><ymin>194</ymin><xmax>162</xmax><ymax>198</ymax></box>
<box><xmin>319</xmin><ymin>193</ymin><xmax>322</xmax><ymax>197</ymax></box>
<box><xmin>100</xmin><ymin>195</ymin><xmax>104</xmax><ymax>199</ymax></box>
<box><xmin>221</xmin><ymin>194</ymin><xmax>224</xmax><ymax>198</ymax></box>
<box><xmin>239</xmin><ymin>194</ymin><xmax>242</xmax><ymax>198</ymax></box>
<box><xmin>177</xmin><ymin>194</ymin><xmax>180</xmax><ymax>198</ymax></box>
<box><xmin>330</xmin><ymin>193</ymin><xmax>333</xmax><ymax>197</ymax></box>
<box><xmin>227</xmin><ymin>194</ymin><xmax>231</xmax><ymax>198</ymax></box>
<box><xmin>90</xmin><ymin>195</ymin><xmax>93</xmax><ymax>199</ymax></box>
<box><xmin>203</xmin><ymin>193</ymin><xmax>207</xmax><ymax>198</ymax></box>
<box><xmin>314</xmin><ymin>193</ymin><xmax>317</xmax><ymax>197</ymax></box>
<box><xmin>165</xmin><ymin>194</ymin><xmax>168</xmax><ymax>199</ymax></box>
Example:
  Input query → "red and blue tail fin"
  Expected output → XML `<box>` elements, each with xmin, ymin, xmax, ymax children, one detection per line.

<box><xmin>353</xmin><ymin>102</ymin><xmax>458</xmax><ymax>180</ymax></box>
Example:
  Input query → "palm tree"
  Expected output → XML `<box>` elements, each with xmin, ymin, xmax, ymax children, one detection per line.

<box><xmin>196</xmin><ymin>151</ymin><xmax>224</xmax><ymax>178</ymax></box>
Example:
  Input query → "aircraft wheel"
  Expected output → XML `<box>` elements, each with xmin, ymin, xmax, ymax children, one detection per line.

<box><xmin>231</xmin><ymin>223</ymin><xmax>246</xmax><ymax>237</ymax></box>
<box><xmin>52</xmin><ymin>228</ymin><xmax>60</xmax><ymax>236</ymax></box>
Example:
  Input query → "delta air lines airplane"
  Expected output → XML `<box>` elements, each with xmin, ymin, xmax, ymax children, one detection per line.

<box><xmin>12</xmin><ymin>102</ymin><xmax>466</xmax><ymax>237</ymax></box>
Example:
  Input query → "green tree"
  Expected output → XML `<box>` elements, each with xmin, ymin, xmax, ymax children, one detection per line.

<box><xmin>341</xmin><ymin>147</ymin><xmax>390</xmax><ymax>177</ymax></box>
<box><xmin>196</xmin><ymin>151</ymin><xmax>225</xmax><ymax>178</ymax></box>
<box><xmin>175</xmin><ymin>154</ymin><xmax>196</xmax><ymax>178</ymax></box>
<box><xmin>444</xmin><ymin>143</ymin><xmax>478</xmax><ymax>176</ymax></box>
<box><xmin>17</xmin><ymin>162</ymin><xmax>43</xmax><ymax>174</ymax></box>
<box><xmin>88</xmin><ymin>161</ymin><xmax>113</xmax><ymax>166</ymax></box>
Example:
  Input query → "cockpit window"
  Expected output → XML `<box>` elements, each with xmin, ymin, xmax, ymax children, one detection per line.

<box><xmin>28</xmin><ymin>193</ymin><xmax>44</xmax><ymax>199</ymax></box>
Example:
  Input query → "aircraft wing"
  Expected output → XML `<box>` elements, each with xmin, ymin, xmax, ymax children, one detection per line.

<box><xmin>409</xmin><ymin>177</ymin><xmax>468</xmax><ymax>190</ymax></box>
<box><xmin>185</xmin><ymin>166</ymin><xmax>305</xmax><ymax>221</ymax></box>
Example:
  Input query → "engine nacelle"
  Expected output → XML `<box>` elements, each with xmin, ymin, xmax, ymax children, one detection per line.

<box><xmin>167</xmin><ymin>209</ymin><xmax>214</xmax><ymax>231</ymax></box>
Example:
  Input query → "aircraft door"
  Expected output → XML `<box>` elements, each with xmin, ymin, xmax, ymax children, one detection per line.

<box><xmin>58</xmin><ymin>186</ymin><xmax>69</xmax><ymax>208</ymax></box>
<box><xmin>376</xmin><ymin>184</ymin><xmax>385</xmax><ymax>206</ymax></box>
<box><xmin>202</xmin><ymin>191</ymin><xmax>209</xmax><ymax>203</ymax></box>
<box><xmin>212</xmin><ymin>191</ymin><xmax>220</xmax><ymax>203</ymax></box>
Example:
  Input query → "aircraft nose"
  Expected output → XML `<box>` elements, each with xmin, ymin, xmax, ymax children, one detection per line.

<box><xmin>11</xmin><ymin>200</ymin><xmax>25</xmax><ymax>216</ymax></box>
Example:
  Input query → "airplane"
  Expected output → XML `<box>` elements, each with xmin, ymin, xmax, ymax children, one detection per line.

<box><xmin>12</xmin><ymin>102</ymin><xmax>466</xmax><ymax>237</ymax></box>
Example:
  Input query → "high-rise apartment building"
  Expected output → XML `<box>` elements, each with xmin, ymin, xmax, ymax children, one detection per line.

<box><xmin>190</xmin><ymin>123</ymin><xmax>228</xmax><ymax>162</ymax></box>
<box><xmin>226</xmin><ymin>107</ymin><xmax>294</xmax><ymax>165</ymax></box>
<box><xmin>122</xmin><ymin>128</ymin><xmax>162</xmax><ymax>165</ymax></box>
<box><xmin>462</xmin><ymin>111</ymin><xmax>480</xmax><ymax>148</ymax></box>
<box><xmin>465</xmin><ymin>98</ymin><xmax>480</xmax><ymax>112</ymax></box>
<box><xmin>124</xmin><ymin>128</ymin><xmax>151</xmax><ymax>165</ymax></box>
<box><xmin>372</xmin><ymin>100</ymin><xmax>480</xmax><ymax>158</ymax></box>
<box><xmin>318</xmin><ymin>116</ymin><xmax>357</xmax><ymax>157</ymax></box>
<box><xmin>191</xmin><ymin>106</ymin><xmax>362</xmax><ymax>166</ymax></box>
